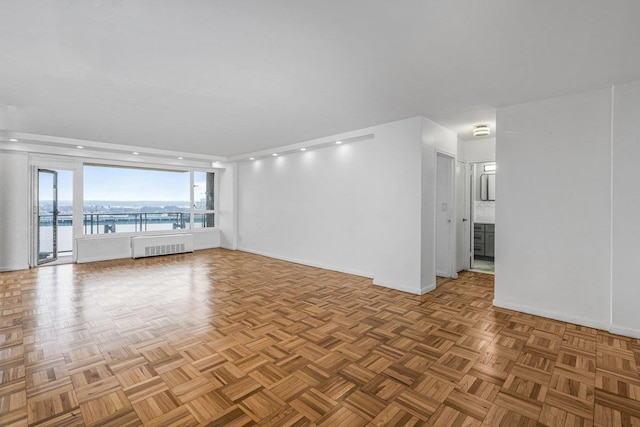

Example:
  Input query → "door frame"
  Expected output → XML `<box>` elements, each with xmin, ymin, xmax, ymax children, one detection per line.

<box><xmin>435</xmin><ymin>151</ymin><xmax>457</xmax><ymax>279</ymax></box>
<box><xmin>455</xmin><ymin>160</ymin><xmax>471</xmax><ymax>272</ymax></box>
<box><xmin>468</xmin><ymin>161</ymin><xmax>496</xmax><ymax>271</ymax></box>
<box><xmin>35</xmin><ymin>169</ymin><xmax>59</xmax><ymax>265</ymax></box>
<box><xmin>29</xmin><ymin>155</ymin><xmax>83</xmax><ymax>267</ymax></box>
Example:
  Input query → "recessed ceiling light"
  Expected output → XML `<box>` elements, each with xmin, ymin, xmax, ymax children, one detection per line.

<box><xmin>132</xmin><ymin>152</ymin><xmax>139</xmax><ymax>155</ymax></box>
<box><xmin>336</xmin><ymin>141</ymin><xmax>342</xmax><ymax>145</ymax></box>
<box><xmin>250</xmin><ymin>157</ymin><xmax>255</xmax><ymax>160</ymax></box>
<box><xmin>272</xmin><ymin>153</ymin><xmax>278</xmax><ymax>156</ymax></box>
<box><xmin>178</xmin><ymin>156</ymin><xmax>183</xmax><ymax>160</ymax></box>
<box><xmin>300</xmin><ymin>148</ymin><xmax>306</xmax><ymax>151</ymax></box>
<box><xmin>76</xmin><ymin>145</ymin><xmax>84</xmax><ymax>149</ymax></box>
<box><xmin>473</xmin><ymin>125</ymin><xmax>490</xmax><ymax>137</ymax></box>
<box><xmin>9</xmin><ymin>138</ymin><xmax>18</xmax><ymax>142</ymax></box>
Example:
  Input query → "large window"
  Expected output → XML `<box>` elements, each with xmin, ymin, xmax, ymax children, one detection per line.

<box><xmin>83</xmin><ymin>165</ymin><xmax>215</xmax><ymax>234</ymax></box>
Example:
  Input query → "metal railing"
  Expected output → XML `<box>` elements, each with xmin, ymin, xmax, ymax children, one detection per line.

<box><xmin>38</xmin><ymin>212</ymin><xmax>215</xmax><ymax>234</ymax></box>
<box><xmin>38</xmin><ymin>212</ymin><xmax>215</xmax><ymax>254</ymax></box>
<box><xmin>38</xmin><ymin>212</ymin><xmax>201</xmax><ymax>234</ymax></box>
<box><xmin>82</xmin><ymin>212</ymin><xmax>189</xmax><ymax>234</ymax></box>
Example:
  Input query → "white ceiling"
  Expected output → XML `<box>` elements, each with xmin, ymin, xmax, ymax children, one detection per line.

<box><xmin>1</xmin><ymin>1</ymin><xmax>639</xmax><ymax>157</ymax></box>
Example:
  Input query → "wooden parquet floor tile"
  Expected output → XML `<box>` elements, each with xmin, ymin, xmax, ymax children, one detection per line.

<box><xmin>1</xmin><ymin>248</ymin><xmax>640</xmax><ymax>426</ymax></box>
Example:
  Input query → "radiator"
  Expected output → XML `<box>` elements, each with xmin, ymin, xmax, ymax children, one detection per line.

<box><xmin>131</xmin><ymin>234</ymin><xmax>194</xmax><ymax>258</ymax></box>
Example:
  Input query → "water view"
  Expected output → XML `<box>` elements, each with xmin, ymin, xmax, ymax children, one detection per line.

<box><xmin>38</xmin><ymin>201</ymin><xmax>213</xmax><ymax>255</ymax></box>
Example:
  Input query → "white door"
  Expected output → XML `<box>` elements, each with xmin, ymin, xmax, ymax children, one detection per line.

<box><xmin>456</xmin><ymin>160</ymin><xmax>470</xmax><ymax>271</ymax></box>
<box><xmin>436</xmin><ymin>153</ymin><xmax>455</xmax><ymax>277</ymax></box>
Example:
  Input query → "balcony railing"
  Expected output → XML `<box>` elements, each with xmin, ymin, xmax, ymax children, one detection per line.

<box><xmin>81</xmin><ymin>212</ymin><xmax>190</xmax><ymax>234</ymax></box>
<box><xmin>38</xmin><ymin>212</ymin><xmax>214</xmax><ymax>253</ymax></box>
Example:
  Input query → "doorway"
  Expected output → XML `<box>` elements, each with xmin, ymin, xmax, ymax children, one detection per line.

<box><xmin>435</xmin><ymin>152</ymin><xmax>456</xmax><ymax>278</ymax></box>
<box><xmin>34</xmin><ymin>168</ymin><xmax>75</xmax><ymax>266</ymax></box>
<box><xmin>470</xmin><ymin>162</ymin><xmax>495</xmax><ymax>273</ymax></box>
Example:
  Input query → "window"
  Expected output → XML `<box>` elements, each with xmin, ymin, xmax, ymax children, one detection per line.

<box><xmin>83</xmin><ymin>165</ymin><xmax>216</xmax><ymax>234</ymax></box>
<box><xmin>193</xmin><ymin>171</ymin><xmax>215</xmax><ymax>228</ymax></box>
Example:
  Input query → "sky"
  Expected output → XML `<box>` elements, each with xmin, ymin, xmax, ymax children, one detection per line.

<box><xmin>47</xmin><ymin>166</ymin><xmax>210</xmax><ymax>202</ymax></box>
<box><xmin>58</xmin><ymin>170</ymin><xmax>73</xmax><ymax>200</ymax></box>
<box><xmin>84</xmin><ymin>166</ymin><xmax>191</xmax><ymax>201</ymax></box>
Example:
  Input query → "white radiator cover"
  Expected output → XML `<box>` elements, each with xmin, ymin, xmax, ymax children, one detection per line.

<box><xmin>131</xmin><ymin>234</ymin><xmax>194</xmax><ymax>258</ymax></box>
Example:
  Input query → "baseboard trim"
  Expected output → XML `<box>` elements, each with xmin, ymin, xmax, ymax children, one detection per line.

<box><xmin>372</xmin><ymin>279</ymin><xmax>422</xmax><ymax>295</ymax></box>
<box><xmin>609</xmin><ymin>325</ymin><xmax>640</xmax><ymax>339</ymax></box>
<box><xmin>493</xmin><ymin>299</ymin><xmax>611</xmax><ymax>331</ymax></box>
<box><xmin>0</xmin><ymin>264</ymin><xmax>30</xmax><ymax>272</ymax></box>
<box><xmin>77</xmin><ymin>255</ymin><xmax>129</xmax><ymax>264</ymax></box>
<box><xmin>193</xmin><ymin>244</ymin><xmax>221</xmax><ymax>251</ymax></box>
<box><xmin>421</xmin><ymin>283</ymin><xmax>436</xmax><ymax>294</ymax></box>
<box><xmin>237</xmin><ymin>247</ymin><xmax>374</xmax><ymax>279</ymax></box>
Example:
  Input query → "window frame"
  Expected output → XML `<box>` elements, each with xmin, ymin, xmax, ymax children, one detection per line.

<box><xmin>81</xmin><ymin>162</ymin><xmax>218</xmax><ymax>236</ymax></box>
<box><xmin>190</xmin><ymin>170</ymin><xmax>217</xmax><ymax>229</ymax></box>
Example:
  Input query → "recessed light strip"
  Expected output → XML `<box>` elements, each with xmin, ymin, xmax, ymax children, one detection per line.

<box><xmin>237</xmin><ymin>133</ymin><xmax>375</xmax><ymax>162</ymax></box>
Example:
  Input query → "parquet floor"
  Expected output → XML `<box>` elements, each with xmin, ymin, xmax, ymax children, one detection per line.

<box><xmin>1</xmin><ymin>249</ymin><xmax>640</xmax><ymax>426</ymax></box>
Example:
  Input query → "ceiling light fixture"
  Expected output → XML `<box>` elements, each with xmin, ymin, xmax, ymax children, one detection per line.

<box><xmin>132</xmin><ymin>152</ymin><xmax>139</xmax><ymax>155</ymax></box>
<box><xmin>336</xmin><ymin>140</ymin><xmax>342</xmax><ymax>144</ymax></box>
<box><xmin>250</xmin><ymin>157</ymin><xmax>255</xmax><ymax>160</ymax></box>
<box><xmin>76</xmin><ymin>145</ymin><xmax>84</xmax><ymax>149</ymax></box>
<box><xmin>178</xmin><ymin>156</ymin><xmax>183</xmax><ymax>160</ymax></box>
<box><xmin>9</xmin><ymin>138</ymin><xmax>18</xmax><ymax>142</ymax></box>
<box><xmin>272</xmin><ymin>153</ymin><xmax>278</xmax><ymax>156</ymax></box>
<box><xmin>300</xmin><ymin>148</ymin><xmax>306</xmax><ymax>151</ymax></box>
<box><xmin>473</xmin><ymin>125</ymin><xmax>490</xmax><ymax>137</ymax></box>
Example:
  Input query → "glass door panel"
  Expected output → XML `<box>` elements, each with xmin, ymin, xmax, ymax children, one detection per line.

<box><xmin>38</xmin><ymin>169</ymin><xmax>58</xmax><ymax>264</ymax></box>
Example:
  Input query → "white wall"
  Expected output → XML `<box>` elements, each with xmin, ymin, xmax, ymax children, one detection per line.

<box><xmin>0</xmin><ymin>106</ymin><xmax>6</xmax><ymax>130</ymax></box>
<box><xmin>76</xmin><ymin>235</ymin><xmax>133</xmax><ymax>263</ymax></box>
<box><xmin>235</xmin><ymin>116</ymin><xmax>457</xmax><ymax>294</ymax></box>
<box><xmin>218</xmin><ymin>163</ymin><xmax>237</xmax><ymax>250</ymax></box>
<box><xmin>495</xmin><ymin>88</ymin><xmax>612</xmax><ymax>329</ymax></box>
<box><xmin>611</xmin><ymin>80</ymin><xmax>640</xmax><ymax>337</ymax></box>
<box><xmin>194</xmin><ymin>230</ymin><xmax>221</xmax><ymax>250</ymax></box>
<box><xmin>0</xmin><ymin>151</ymin><xmax>30</xmax><ymax>271</ymax></box>
<box><xmin>462</xmin><ymin>138</ymin><xmax>495</xmax><ymax>164</ymax></box>
<box><xmin>76</xmin><ymin>229</ymin><xmax>221</xmax><ymax>263</ymax></box>
<box><xmin>421</xmin><ymin>118</ymin><xmax>459</xmax><ymax>291</ymax></box>
<box><xmin>372</xmin><ymin>118</ymin><xmax>423</xmax><ymax>292</ymax></box>
<box><xmin>237</xmin><ymin>117</ymin><xmax>432</xmax><ymax>293</ymax></box>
